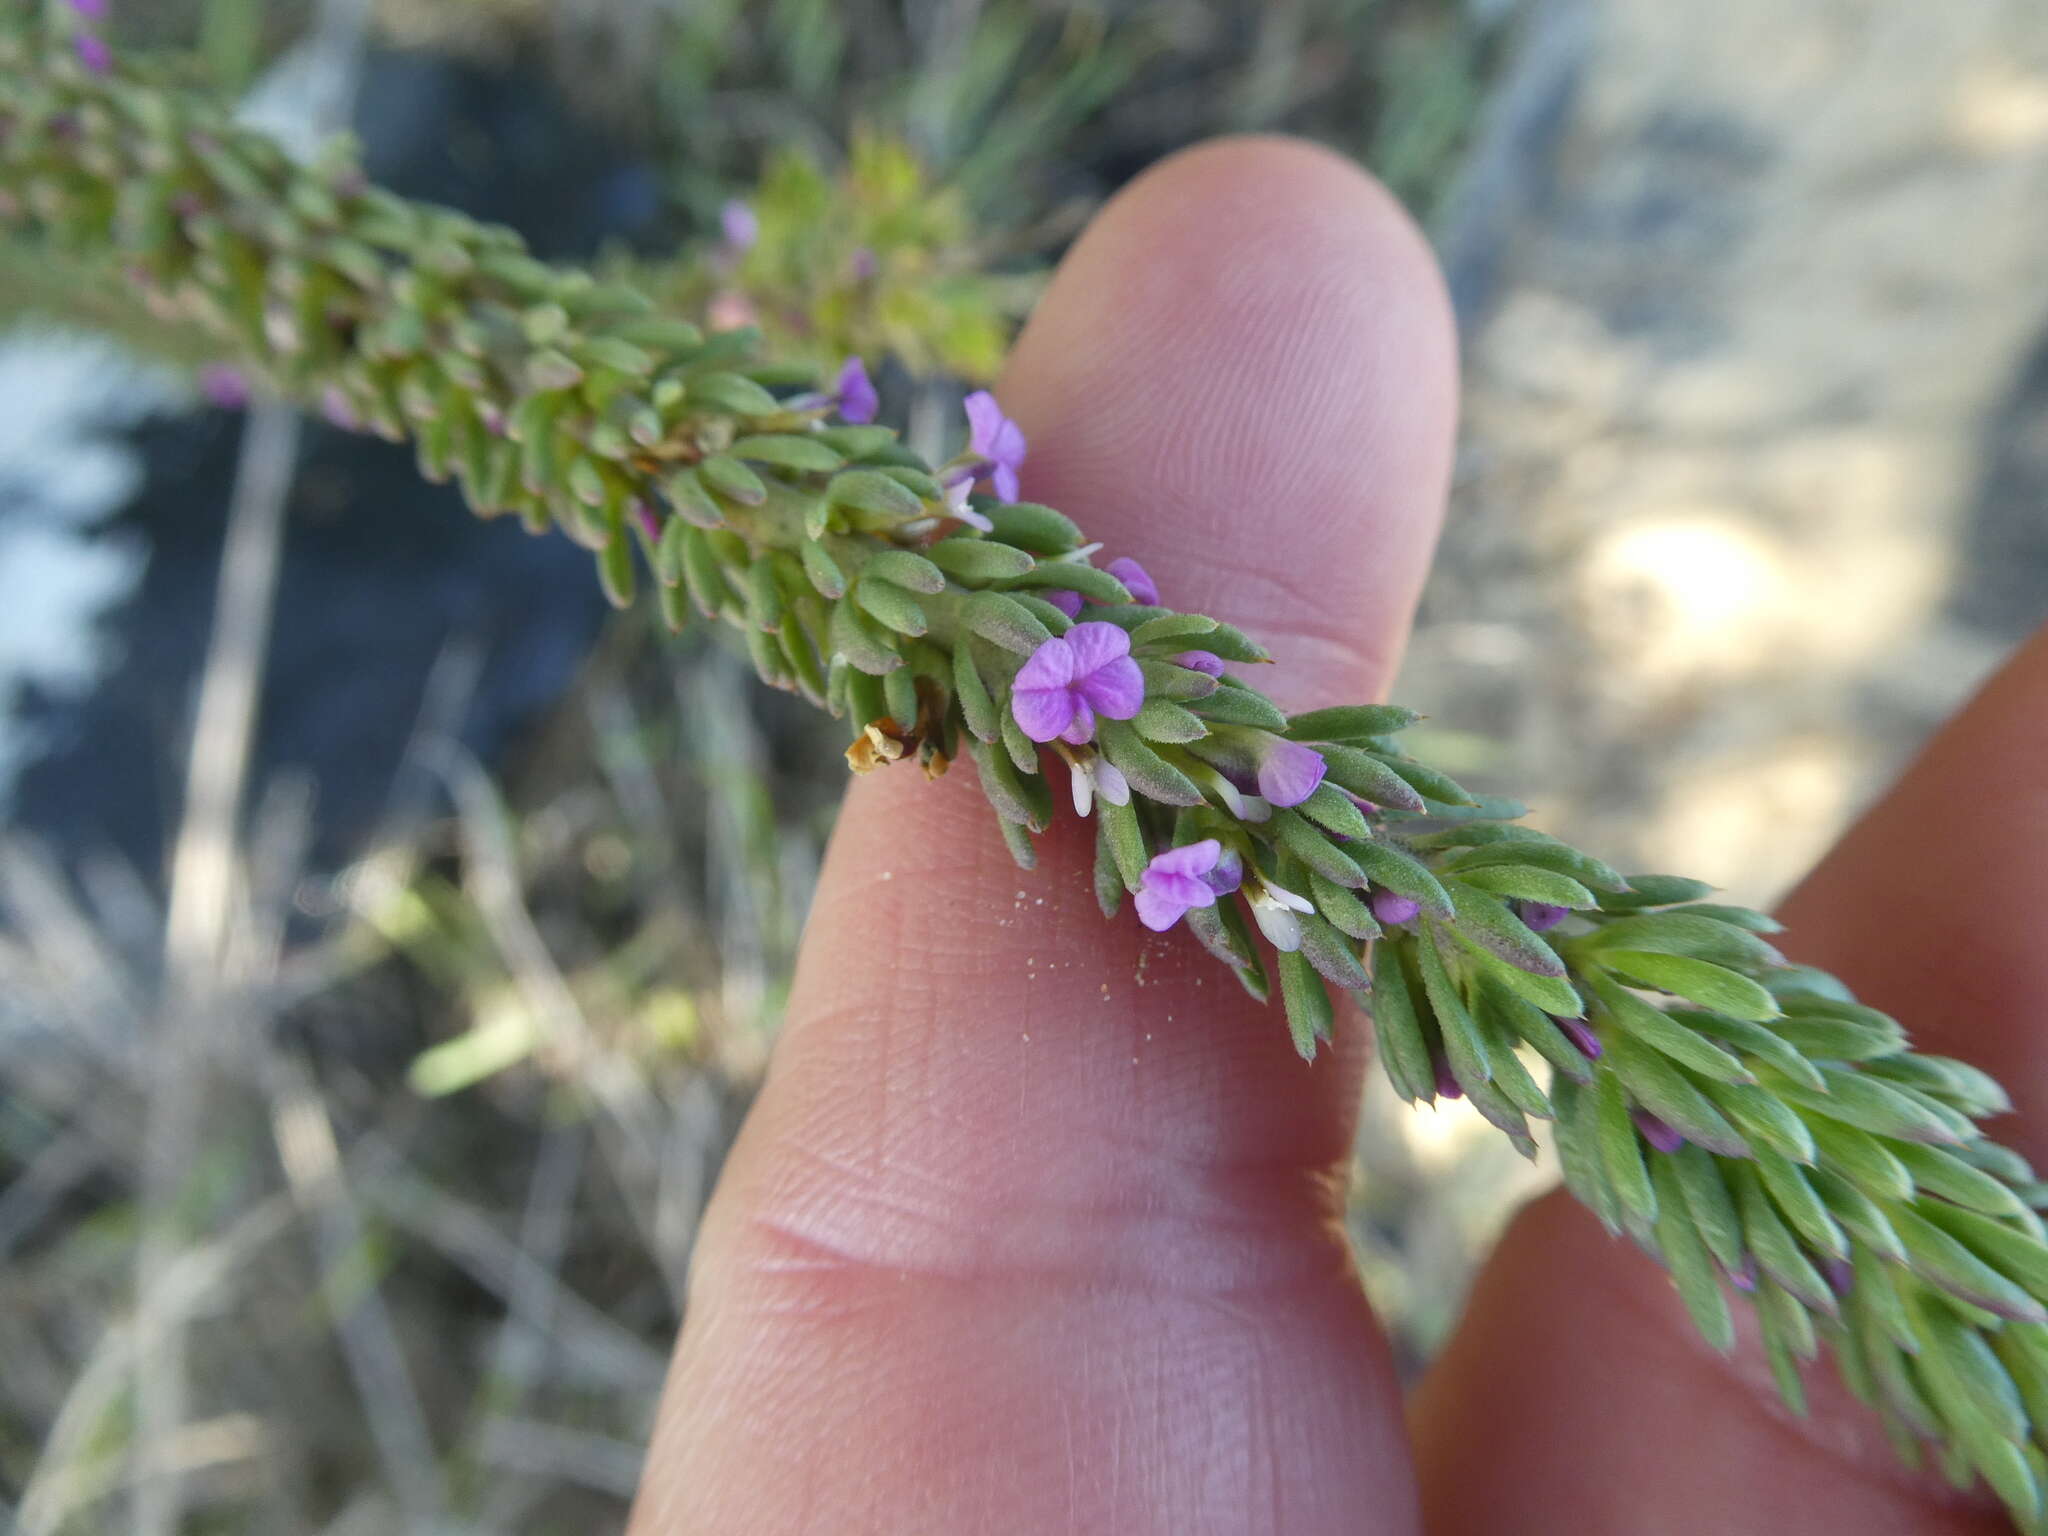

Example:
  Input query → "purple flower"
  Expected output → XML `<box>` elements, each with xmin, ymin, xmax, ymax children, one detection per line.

<box><xmin>835</xmin><ymin>356</ymin><xmax>877</xmax><ymax>425</ymax></box>
<box><xmin>720</xmin><ymin>199</ymin><xmax>758</xmax><ymax>253</ymax></box>
<box><xmin>1520</xmin><ymin>901</ymin><xmax>1571</xmax><ymax>932</ymax></box>
<box><xmin>1555</xmin><ymin>1015</ymin><xmax>1602</xmax><ymax>1060</ymax></box>
<box><xmin>850</xmin><ymin>247</ymin><xmax>878</xmax><ymax>281</ymax></box>
<box><xmin>1009</xmin><ymin>622</ymin><xmax>1145</xmax><ymax>745</ymax></box>
<box><xmin>1370</xmin><ymin>888</ymin><xmax>1420</xmax><ymax>926</ymax></box>
<box><xmin>1174</xmin><ymin>650</ymin><xmax>1224</xmax><ymax>677</ymax></box>
<box><xmin>1434</xmin><ymin>1056</ymin><xmax>1464</xmax><ymax>1100</ymax></box>
<box><xmin>198</xmin><ymin>365</ymin><xmax>248</xmax><ymax>410</ymax></box>
<box><xmin>320</xmin><ymin>385</ymin><xmax>361</xmax><ymax>432</ymax></box>
<box><xmin>1631</xmin><ymin>1108</ymin><xmax>1685</xmax><ymax>1153</ymax></box>
<box><xmin>1253</xmin><ymin>736</ymin><xmax>1326</xmax><ymax>808</ymax></box>
<box><xmin>1043</xmin><ymin>589</ymin><xmax>1084</xmax><ymax>620</ymax></box>
<box><xmin>634</xmin><ymin>502</ymin><xmax>663</xmax><ymax>544</ymax></box>
<box><xmin>1134</xmin><ymin>840</ymin><xmax>1226</xmax><ymax>932</ymax></box>
<box><xmin>74</xmin><ymin>31</ymin><xmax>111</xmax><ymax>72</ymax></box>
<box><xmin>1825</xmin><ymin>1255</ymin><xmax>1855</xmax><ymax>1297</ymax></box>
<box><xmin>964</xmin><ymin>390</ymin><xmax>1027</xmax><ymax>503</ymax></box>
<box><xmin>69</xmin><ymin>0</ymin><xmax>109</xmax><ymax>16</ymax></box>
<box><xmin>1105</xmin><ymin>556</ymin><xmax>1159</xmax><ymax>606</ymax></box>
<box><xmin>1727</xmin><ymin>1254</ymin><xmax>1759</xmax><ymax>1292</ymax></box>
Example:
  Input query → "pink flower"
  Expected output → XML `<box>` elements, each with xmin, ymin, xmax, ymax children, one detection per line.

<box><xmin>1370</xmin><ymin>888</ymin><xmax>1419</xmax><ymax>926</ymax></box>
<box><xmin>720</xmin><ymin>199</ymin><xmax>758</xmax><ymax>253</ymax></box>
<box><xmin>835</xmin><ymin>356</ymin><xmax>877</xmax><ymax>425</ymax></box>
<box><xmin>1254</xmin><ymin>736</ymin><xmax>1326</xmax><ymax>808</ymax></box>
<box><xmin>1009</xmin><ymin>622</ymin><xmax>1145</xmax><ymax>745</ymax></box>
<box><xmin>1134</xmin><ymin>840</ymin><xmax>1241</xmax><ymax>931</ymax></box>
<box><xmin>964</xmin><ymin>390</ymin><xmax>1027</xmax><ymax>503</ymax></box>
<box><xmin>75</xmin><ymin>31</ymin><xmax>112</xmax><ymax>71</ymax></box>
<box><xmin>1044</xmin><ymin>589</ymin><xmax>1084</xmax><ymax>620</ymax></box>
<box><xmin>1174</xmin><ymin>649</ymin><xmax>1223</xmax><ymax>677</ymax></box>
<box><xmin>1105</xmin><ymin>556</ymin><xmax>1159</xmax><ymax>606</ymax></box>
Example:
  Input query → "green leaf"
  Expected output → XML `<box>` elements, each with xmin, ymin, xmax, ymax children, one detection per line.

<box><xmin>1366</xmin><ymin>752</ymin><xmax>1477</xmax><ymax>808</ymax></box>
<box><xmin>1669</xmin><ymin>1143</ymin><xmax>1747</xmax><ymax>1274</ymax></box>
<box><xmin>1094</xmin><ymin>722</ymin><xmax>1205</xmax><ymax>807</ymax></box>
<box><xmin>1445</xmin><ymin>882</ymin><xmax>1566</xmax><ymax>977</ymax></box>
<box><xmin>1599</xmin><ymin>951</ymin><xmax>1780</xmax><ymax>1022</ymax></box>
<box><xmin>1296</xmin><ymin>783</ymin><xmax>1373</xmax><ymax>841</ymax></box>
<box><xmin>1697</xmin><ymin>1078</ymin><xmax>1817</xmax><ymax>1164</ymax></box>
<box><xmin>813</xmin><ymin>424</ymin><xmax>900</xmax><ymax>458</ymax></box>
<box><xmin>952</xmin><ymin>644</ymin><xmax>999</xmax><ymax>743</ymax></box>
<box><xmin>1369</xmin><ymin>940</ymin><xmax>1435</xmax><ymax>1103</ymax></box>
<box><xmin>1278</xmin><ymin>949</ymin><xmax>1334</xmax><ymax>1061</ymax></box>
<box><xmin>1297</xmin><ymin>914</ymin><xmax>1371</xmax><ymax>993</ymax></box>
<box><xmin>1004</xmin><ymin>561</ymin><xmax>1131</xmax><ymax>604</ymax></box>
<box><xmin>1728</xmin><ymin>1162</ymin><xmax>1836</xmax><ymax>1315</ymax></box>
<box><xmin>1139</xmin><ymin>658</ymin><xmax>1220</xmax><ymax>701</ymax></box>
<box><xmin>1010</xmin><ymin>593</ymin><xmax>1077</xmax><ymax>634</ymax></box>
<box><xmin>800</xmin><ymin>538</ymin><xmax>847</xmax><ymax>599</ymax></box>
<box><xmin>700</xmin><ymin>453</ymin><xmax>767</xmax><ymax>505</ymax></box>
<box><xmin>1651</xmin><ymin>1156</ymin><xmax>1736</xmax><ymax>1353</ymax></box>
<box><xmin>962</xmin><ymin>591</ymin><xmax>1051</xmax><ymax>654</ymax></box>
<box><xmin>1595</xmin><ymin>875</ymin><xmax>1716</xmax><ymax>910</ymax></box>
<box><xmin>1347</xmin><ymin>839</ymin><xmax>1453</xmax><ymax>919</ymax></box>
<box><xmin>1414</xmin><ymin>927</ymin><xmax>1491</xmax><ymax>1090</ymax></box>
<box><xmin>1468</xmin><ymin>991</ymin><xmax>1554</xmax><ymax>1119</ymax></box>
<box><xmin>982</xmin><ymin>502</ymin><xmax>1083</xmax><ymax>553</ymax></box>
<box><xmin>853</xmin><ymin>578</ymin><xmax>928</xmax><ymax>637</ymax></box>
<box><xmin>1284</xmin><ymin>704</ymin><xmax>1423</xmax><ymax>742</ymax></box>
<box><xmin>828</xmin><ymin>598</ymin><xmax>902</xmax><ymax>676</ymax></box>
<box><xmin>1441</xmin><ymin>838</ymin><xmax>1631</xmax><ymax>895</ymax></box>
<box><xmin>926</xmin><ymin>538</ymin><xmax>1037</xmax><ymax>583</ymax></box>
<box><xmin>1275</xmin><ymin>812</ymin><xmax>1368</xmax><ymax>890</ymax></box>
<box><xmin>1807</xmin><ymin>1167</ymin><xmax>1907</xmax><ymax>1264</ymax></box>
<box><xmin>1913</xmin><ymin>1202</ymin><xmax>2048</xmax><ymax>1303</ymax></box>
<box><xmin>1593</xmin><ymin>1067</ymin><xmax>1658</xmax><ymax>1236</ymax></box>
<box><xmin>827</xmin><ymin>468</ymin><xmax>925</xmax><ymax>520</ymax></box>
<box><xmin>1803</xmin><ymin>1119</ymin><xmax>1913</xmax><ymax>1201</ymax></box>
<box><xmin>663</xmin><ymin>466</ymin><xmax>726</xmax><ymax>528</ymax></box>
<box><xmin>1892</xmin><ymin>1207</ymin><xmax>2048</xmax><ymax>1322</ymax></box>
<box><xmin>1455</xmin><ymin>864</ymin><xmax>1597</xmax><ymax>910</ymax></box>
<box><xmin>687</xmin><ymin>370</ymin><xmax>780</xmax><ymax>415</ymax></box>
<box><xmin>1584</xmin><ymin>912</ymin><xmax>1783</xmax><ymax>971</ymax></box>
<box><xmin>1891</xmin><ymin>1142</ymin><xmax>2033</xmax><ymax>1220</ymax></box>
<box><xmin>1095</xmin><ymin>796</ymin><xmax>1149</xmax><ymax>891</ymax></box>
<box><xmin>1753</xmin><ymin>1145</ymin><xmax>1849</xmax><ymax>1259</ymax></box>
<box><xmin>1317</xmin><ymin>744</ymin><xmax>1428</xmax><ymax>813</ymax></box>
<box><xmin>864</xmin><ymin>549</ymin><xmax>947</xmax><ymax>595</ymax></box>
<box><xmin>964</xmin><ymin>738</ymin><xmax>1044</xmax><ymax>832</ymax></box>
<box><xmin>1586</xmin><ymin>971</ymin><xmax>1754</xmax><ymax>1084</ymax></box>
<box><xmin>1770</xmin><ymin>1013</ymin><xmax>1907</xmax><ymax>1063</ymax></box>
<box><xmin>1310</xmin><ymin>873</ymin><xmax>1382</xmax><ymax>942</ymax></box>
<box><xmin>1782</xmin><ymin>1069</ymin><xmax>1968</xmax><ymax>1146</ymax></box>
<box><xmin>1674</xmin><ymin>1009</ymin><xmax>1828</xmax><ymax>1091</ymax></box>
<box><xmin>1130</xmin><ymin>613</ymin><xmax>1220</xmax><ymax>649</ymax></box>
<box><xmin>1601</xmin><ymin>1028</ymin><xmax>1750</xmax><ymax>1158</ymax></box>
<box><xmin>1450</xmin><ymin>933</ymin><xmax>1586</xmax><ymax>1017</ymax></box>
<box><xmin>1132</xmin><ymin>699</ymin><xmax>1209</xmax><ymax>744</ymax></box>
<box><xmin>1190</xmin><ymin>686</ymin><xmax>1290</xmax><ymax>732</ymax></box>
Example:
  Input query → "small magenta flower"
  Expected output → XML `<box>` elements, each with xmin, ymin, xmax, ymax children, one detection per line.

<box><xmin>1174</xmin><ymin>650</ymin><xmax>1224</xmax><ymax>677</ymax></box>
<box><xmin>1370</xmin><ymin>887</ymin><xmax>1420</xmax><ymax>926</ymax></box>
<box><xmin>74</xmin><ymin>31</ymin><xmax>112</xmax><ymax>72</ymax></box>
<box><xmin>850</xmin><ymin>247</ymin><xmax>878</xmax><ymax>281</ymax></box>
<box><xmin>1106</xmin><ymin>556</ymin><xmax>1159</xmax><ymax>606</ymax></box>
<box><xmin>1520</xmin><ymin>901</ymin><xmax>1571</xmax><ymax>932</ymax></box>
<box><xmin>1727</xmin><ymin>1254</ymin><xmax>1759</xmax><ymax>1292</ymax></box>
<box><xmin>1044</xmin><ymin>589</ymin><xmax>1084</xmax><ymax>620</ymax></box>
<box><xmin>1134</xmin><ymin>839</ymin><xmax>1228</xmax><ymax>932</ymax></box>
<box><xmin>1555</xmin><ymin>1015</ymin><xmax>1602</xmax><ymax>1060</ymax></box>
<box><xmin>1010</xmin><ymin>622</ymin><xmax>1145</xmax><ymax>745</ymax></box>
<box><xmin>1253</xmin><ymin>736</ymin><xmax>1326</xmax><ymax>808</ymax></box>
<box><xmin>634</xmin><ymin>503</ymin><xmax>662</xmax><ymax>544</ymax></box>
<box><xmin>720</xmin><ymin>199</ymin><xmax>758</xmax><ymax>253</ymax></box>
<box><xmin>1434</xmin><ymin>1056</ymin><xmax>1464</xmax><ymax>1101</ymax></box>
<box><xmin>835</xmin><ymin>356</ymin><xmax>877</xmax><ymax>425</ymax></box>
<box><xmin>199</xmin><ymin>365</ymin><xmax>248</xmax><ymax>410</ymax></box>
<box><xmin>964</xmin><ymin>390</ymin><xmax>1027</xmax><ymax>502</ymax></box>
<box><xmin>1632</xmin><ymin>1108</ymin><xmax>1685</xmax><ymax>1153</ymax></box>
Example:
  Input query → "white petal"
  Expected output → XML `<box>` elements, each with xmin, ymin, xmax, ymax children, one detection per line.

<box><xmin>1250</xmin><ymin>900</ymin><xmax>1303</xmax><ymax>952</ymax></box>
<box><xmin>1094</xmin><ymin>760</ymin><xmax>1130</xmax><ymax>806</ymax></box>
<box><xmin>1069</xmin><ymin>759</ymin><xmax>1093</xmax><ymax>817</ymax></box>
<box><xmin>1266</xmin><ymin>879</ymin><xmax>1315</xmax><ymax>913</ymax></box>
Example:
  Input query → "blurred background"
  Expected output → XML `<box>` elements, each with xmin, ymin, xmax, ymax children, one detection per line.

<box><xmin>3</xmin><ymin>0</ymin><xmax>2046</xmax><ymax>1529</ymax></box>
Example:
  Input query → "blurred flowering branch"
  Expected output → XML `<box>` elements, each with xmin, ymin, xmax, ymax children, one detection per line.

<box><xmin>12</xmin><ymin>6</ymin><xmax>2048</xmax><ymax>1526</ymax></box>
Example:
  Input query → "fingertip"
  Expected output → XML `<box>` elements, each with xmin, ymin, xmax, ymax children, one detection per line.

<box><xmin>1002</xmin><ymin>133</ymin><xmax>1458</xmax><ymax>705</ymax></box>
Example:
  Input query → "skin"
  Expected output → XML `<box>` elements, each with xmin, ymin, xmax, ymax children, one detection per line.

<box><xmin>629</xmin><ymin>135</ymin><xmax>2045</xmax><ymax>1533</ymax></box>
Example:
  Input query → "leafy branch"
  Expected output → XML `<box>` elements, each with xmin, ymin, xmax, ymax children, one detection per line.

<box><xmin>12</xmin><ymin>7</ymin><xmax>2048</xmax><ymax>1523</ymax></box>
